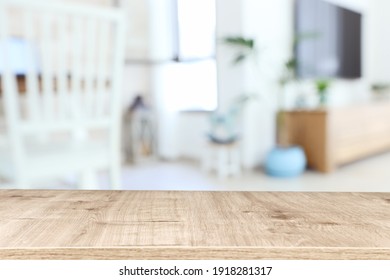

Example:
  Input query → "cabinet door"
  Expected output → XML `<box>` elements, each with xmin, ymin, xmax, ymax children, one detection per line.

<box><xmin>285</xmin><ymin>111</ymin><xmax>331</xmax><ymax>172</ymax></box>
<box><xmin>332</xmin><ymin>103</ymin><xmax>390</xmax><ymax>165</ymax></box>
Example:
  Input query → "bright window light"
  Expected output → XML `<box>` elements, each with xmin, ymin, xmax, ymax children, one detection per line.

<box><xmin>164</xmin><ymin>59</ymin><xmax>218</xmax><ymax>112</ymax></box>
<box><xmin>172</xmin><ymin>0</ymin><xmax>217</xmax><ymax>111</ymax></box>
<box><xmin>176</xmin><ymin>0</ymin><xmax>216</xmax><ymax>60</ymax></box>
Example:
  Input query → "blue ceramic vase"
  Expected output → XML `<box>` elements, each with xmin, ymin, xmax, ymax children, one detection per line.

<box><xmin>265</xmin><ymin>146</ymin><xmax>307</xmax><ymax>178</ymax></box>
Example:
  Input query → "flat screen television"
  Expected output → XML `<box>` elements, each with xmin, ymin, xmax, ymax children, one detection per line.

<box><xmin>295</xmin><ymin>0</ymin><xmax>362</xmax><ymax>79</ymax></box>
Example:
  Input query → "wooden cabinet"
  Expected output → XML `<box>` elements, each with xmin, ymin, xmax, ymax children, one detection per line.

<box><xmin>284</xmin><ymin>101</ymin><xmax>390</xmax><ymax>172</ymax></box>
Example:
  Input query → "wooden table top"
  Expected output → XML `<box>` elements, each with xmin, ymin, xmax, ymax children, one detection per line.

<box><xmin>0</xmin><ymin>190</ymin><xmax>389</xmax><ymax>260</ymax></box>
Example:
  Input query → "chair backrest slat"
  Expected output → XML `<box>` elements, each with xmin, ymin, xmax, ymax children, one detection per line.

<box><xmin>84</xmin><ymin>17</ymin><xmax>98</xmax><ymax>119</ymax></box>
<box><xmin>56</xmin><ymin>15</ymin><xmax>71</xmax><ymax>121</ymax></box>
<box><xmin>70</xmin><ymin>16</ymin><xmax>83</xmax><ymax>123</ymax></box>
<box><xmin>41</xmin><ymin>14</ymin><xmax>55</xmax><ymax>121</ymax></box>
<box><xmin>95</xmin><ymin>21</ymin><xmax>110</xmax><ymax>118</ymax></box>
<box><xmin>22</xmin><ymin>10</ymin><xmax>41</xmax><ymax>122</ymax></box>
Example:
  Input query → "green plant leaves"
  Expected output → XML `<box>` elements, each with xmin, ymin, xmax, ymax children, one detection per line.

<box><xmin>233</xmin><ymin>53</ymin><xmax>247</xmax><ymax>64</ymax></box>
<box><xmin>223</xmin><ymin>36</ymin><xmax>255</xmax><ymax>49</ymax></box>
<box><xmin>222</xmin><ymin>36</ymin><xmax>257</xmax><ymax>65</ymax></box>
<box><xmin>315</xmin><ymin>79</ymin><xmax>331</xmax><ymax>93</ymax></box>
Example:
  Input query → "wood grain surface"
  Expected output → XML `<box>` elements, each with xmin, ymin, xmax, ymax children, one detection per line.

<box><xmin>0</xmin><ymin>190</ymin><xmax>389</xmax><ymax>260</ymax></box>
<box><xmin>284</xmin><ymin>110</ymin><xmax>331</xmax><ymax>172</ymax></box>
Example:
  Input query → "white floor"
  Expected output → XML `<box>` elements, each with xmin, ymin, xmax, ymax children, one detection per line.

<box><xmin>2</xmin><ymin>152</ymin><xmax>390</xmax><ymax>192</ymax></box>
<box><xmin>115</xmin><ymin>154</ymin><xmax>390</xmax><ymax>192</ymax></box>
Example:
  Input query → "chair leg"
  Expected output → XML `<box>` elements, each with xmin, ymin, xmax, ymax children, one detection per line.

<box><xmin>80</xmin><ymin>169</ymin><xmax>98</xmax><ymax>190</ymax></box>
<box><xmin>231</xmin><ymin>147</ymin><xmax>241</xmax><ymax>176</ymax></box>
<box><xmin>218</xmin><ymin>147</ymin><xmax>228</xmax><ymax>179</ymax></box>
<box><xmin>202</xmin><ymin>145</ymin><xmax>211</xmax><ymax>173</ymax></box>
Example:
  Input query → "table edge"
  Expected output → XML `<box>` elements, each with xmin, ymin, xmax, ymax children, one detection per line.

<box><xmin>1</xmin><ymin>247</ymin><xmax>390</xmax><ymax>260</ymax></box>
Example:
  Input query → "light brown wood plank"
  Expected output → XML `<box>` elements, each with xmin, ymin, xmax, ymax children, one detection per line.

<box><xmin>284</xmin><ymin>110</ymin><xmax>331</xmax><ymax>172</ymax></box>
<box><xmin>0</xmin><ymin>190</ymin><xmax>389</xmax><ymax>259</ymax></box>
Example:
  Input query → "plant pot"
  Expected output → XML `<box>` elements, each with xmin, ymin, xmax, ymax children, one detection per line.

<box><xmin>318</xmin><ymin>91</ymin><xmax>328</xmax><ymax>107</ymax></box>
<box><xmin>265</xmin><ymin>146</ymin><xmax>307</xmax><ymax>178</ymax></box>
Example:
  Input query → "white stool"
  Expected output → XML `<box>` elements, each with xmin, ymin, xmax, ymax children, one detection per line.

<box><xmin>202</xmin><ymin>141</ymin><xmax>241</xmax><ymax>178</ymax></box>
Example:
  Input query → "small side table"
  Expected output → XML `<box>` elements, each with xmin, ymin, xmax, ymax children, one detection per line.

<box><xmin>202</xmin><ymin>141</ymin><xmax>241</xmax><ymax>178</ymax></box>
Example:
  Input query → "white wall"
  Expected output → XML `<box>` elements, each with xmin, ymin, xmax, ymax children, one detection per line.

<box><xmin>119</xmin><ymin>0</ymin><xmax>152</xmax><ymax>60</ymax></box>
<box><xmin>366</xmin><ymin>0</ymin><xmax>390</xmax><ymax>83</ymax></box>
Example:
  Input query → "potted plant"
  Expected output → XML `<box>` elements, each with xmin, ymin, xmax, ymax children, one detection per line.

<box><xmin>315</xmin><ymin>79</ymin><xmax>331</xmax><ymax>107</ymax></box>
<box><xmin>371</xmin><ymin>83</ymin><xmax>390</xmax><ymax>99</ymax></box>
<box><xmin>276</xmin><ymin>32</ymin><xmax>319</xmax><ymax>144</ymax></box>
<box><xmin>264</xmin><ymin>34</ymin><xmax>321</xmax><ymax>177</ymax></box>
<box><xmin>222</xmin><ymin>35</ymin><xmax>307</xmax><ymax>177</ymax></box>
<box><xmin>223</xmin><ymin>36</ymin><xmax>258</xmax><ymax>65</ymax></box>
<box><xmin>206</xmin><ymin>36</ymin><xmax>257</xmax><ymax>145</ymax></box>
<box><xmin>276</xmin><ymin>57</ymin><xmax>296</xmax><ymax>146</ymax></box>
<box><xmin>208</xmin><ymin>94</ymin><xmax>255</xmax><ymax>145</ymax></box>
<box><xmin>265</xmin><ymin>54</ymin><xmax>307</xmax><ymax>177</ymax></box>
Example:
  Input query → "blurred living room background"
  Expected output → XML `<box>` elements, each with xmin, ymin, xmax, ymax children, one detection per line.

<box><xmin>1</xmin><ymin>0</ymin><xmax>389</xmax><ymax>191</ymax></box>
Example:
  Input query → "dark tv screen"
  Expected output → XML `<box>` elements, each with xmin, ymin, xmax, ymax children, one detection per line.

<box><xmin>295</xmin><ymin>0</ymin><xmax>362</xmax><ymax>79</ymax></box>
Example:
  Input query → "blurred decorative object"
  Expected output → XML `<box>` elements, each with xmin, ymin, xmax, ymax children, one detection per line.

<box><xmin>204</xmin><ymin>94</ymin><xmax>253</xmax><ymax>177</ymax></box>
<box><xmin>208</xmin><ymin>94</ymin><xmax>254</xmax><ymax>144</ymax></box>
<box><xmin>371</xmin><ymin>83</ymin><xmax>390</xmax><ymax>98</ymax></box>
<box><xmin>123</xmin><ymin>94</ymin><xmax>157</xmax><ymax>163</ymax></box>
<box><xmin>0</xmin><ymin>0</ymin><xmax>126</xmax><ymax>189</ymax></box>
<box><xmin>201</xmin><ymin>36</ymin><xmax>259</xmax><ymax>178</ymax></box>
<box><xmin>265</xmin><ymin>146</ymin><xmax>306</xmax><ymax>177</ymax></box>
<box><xmin>208</xmin><ymin>113</ymin><xmax>236</xmax><ymax>145</ymax></box>
<box><xmin>206</xmin><ymin>35</ymin><xmax>258</xmax><ymax>146</ymax></box>
<box><xmin>315</xmin><ymin>79</ymin><xmax>331</xmax><ymax>107</ymax></box>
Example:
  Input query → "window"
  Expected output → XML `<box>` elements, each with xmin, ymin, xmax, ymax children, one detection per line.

<box><xmin>175</xmin><ymin>0</ymin><xmax>216</xmax><ymax>61</ymax></box>
<box><xmin>172</xmin><ymin>0</ymin><xmax>218</xmax><ymax>111</ymax></box>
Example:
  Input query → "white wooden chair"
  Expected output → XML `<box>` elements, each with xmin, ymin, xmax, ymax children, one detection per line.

<box><xmin>0</xmin><ymin>0</ymin><xmax>126</xmax><ymax>189</ymax></box>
